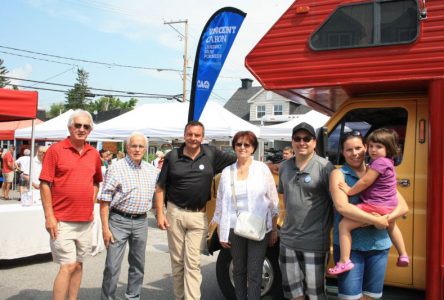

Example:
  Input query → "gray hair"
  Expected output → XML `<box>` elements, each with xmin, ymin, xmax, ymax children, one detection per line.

<box><xmin>67</xmin><ymin>109</ymin><xmax>94</xmax><ymax>129</ymax></box>
<box><xmin>23</xmin><ymin>149</ymin><xmax>31</xmax><ymax>156</ymax></box>
<box><xmin>126</xmin><ymin>131</ymin><xmax>148</xmax><ymax>146</ymax></box>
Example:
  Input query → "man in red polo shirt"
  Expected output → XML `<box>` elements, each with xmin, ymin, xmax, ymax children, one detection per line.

<box><xmin>2</xmin><ymin>145</ymin><xmax>15</xmax><ymax>200</ymax></box>
<box><xmin>40</xmin><ymin>109</ymin><xmax>102</xmax><ymax>300</ymax></box>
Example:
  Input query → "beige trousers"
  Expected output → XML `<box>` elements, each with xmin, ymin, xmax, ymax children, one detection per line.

<box><xmin>166</xmin><ymin>202</ymin><xmax>208</xmax><ymax>300</ymax></box>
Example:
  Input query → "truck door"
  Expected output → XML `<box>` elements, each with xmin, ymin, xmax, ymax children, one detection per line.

<box><xmin>325</xmin><ymin>98</ymin><xmax>419</xmax><ymax>287</ymax></box>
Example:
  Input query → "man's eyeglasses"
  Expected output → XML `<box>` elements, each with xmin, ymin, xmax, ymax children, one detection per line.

<box><xmin>73</xmin><ymin>123</ymin><xmax>91</xmax><ymax>130</ymax></box>
<box><xmin>292</xmin><ymin>136</ymin><xmax>314</xmax><ymax>143</ymax></box>
<box><xmin>235</xmin><ymin>142</ymin><xmax>251</xmax><ymax>148</ymax></box>
<box><xmin>129</xmin><ymin>144</ymin><xmax>146</xmax><ymax>150</ymax></box>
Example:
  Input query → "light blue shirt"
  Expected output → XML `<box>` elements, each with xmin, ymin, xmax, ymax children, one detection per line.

<box><xmin>333</xmin><ymin>164</ymin><xmax>391</xmax><ymax>251</ymax></box>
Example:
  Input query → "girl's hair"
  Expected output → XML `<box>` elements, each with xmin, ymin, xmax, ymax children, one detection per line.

<box><xmin>366</xmin><ymin>128</ymin><xmax>399</xmax><ymax>158</ymax></box>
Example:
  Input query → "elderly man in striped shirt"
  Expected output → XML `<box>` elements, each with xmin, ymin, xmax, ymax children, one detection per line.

<box><xmin>99</xmin><ymin>131</ymin><xmax>159</xmax><ymax>300</ymax></box>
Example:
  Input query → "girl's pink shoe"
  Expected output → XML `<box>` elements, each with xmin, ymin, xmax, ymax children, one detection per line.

<box><xmin>327</xmin><ymin>260</ymin><xmax>354</xmax><ymax>275</ymax></box>
<box><xmin>397</xmin><ymin>255</ymin><xmax>410</xmax><ymax>267</ymax></box>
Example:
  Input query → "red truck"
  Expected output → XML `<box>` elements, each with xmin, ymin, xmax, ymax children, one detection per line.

<box><xmin>208</xmin><ymin>1</ymin><xmax>444</xmax><ymax>299</ymax></box>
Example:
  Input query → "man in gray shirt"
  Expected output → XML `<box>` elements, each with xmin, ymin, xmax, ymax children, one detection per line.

<box><xmin>278</xmin><ymin>122</ymin><xmax>334</xmax><ymax>300</ymax></box>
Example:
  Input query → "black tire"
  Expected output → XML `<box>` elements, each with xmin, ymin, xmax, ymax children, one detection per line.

<box><xmin>264</xmin><ymin>243</ymin><xmax>285</xmax><ymax>300</ymax></box>
<box><xmin>216</xmin><ymin>248</ymin><xmax>236</xmax><ymax>300</ymax></box>
<box><xmin>215</xmin><ymin>243</ymin><xmax>285</xmax><ymax>300</ymax></box>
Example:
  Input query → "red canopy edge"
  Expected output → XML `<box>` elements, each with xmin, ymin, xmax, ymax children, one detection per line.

<box><xmin>0</xmin><ymin>130</ymin><xmax>14</xmax><ymax>140</ymax></box>
<box><xmin>0</xmin><ymin>119</ymin><xmax>44</xmax><ymax>140</ymax></box>
<box><xmin>0</xmin><ymin>89</ymin><xmax>38</xmax><ymax>121</ymax></box>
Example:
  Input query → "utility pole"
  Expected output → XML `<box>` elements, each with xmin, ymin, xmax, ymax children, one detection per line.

<box><xmin>164</xmin><ymin>19</ymin><xmax>188</xmax><ymax>103</ymax></box>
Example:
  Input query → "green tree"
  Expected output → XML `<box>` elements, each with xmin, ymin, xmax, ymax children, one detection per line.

<box><xmin>89</xmin><ymin>96</ymin><xmax>138</xmax><ymax>113</ymax></box>
<box><xmin>47</xmin><ymin>102</ymin><xmax>67</xmax><ymax>119</ymax></box>
<box><xmin>65</xmin><ymin>68</ymin><xmax>93</xmax><ymax>110</ymax></box>
<box><xmin>121</xmin><ymin>98</ymin><xmax>138</xmax><ymax>109</ymax></box>
<box><xmin>0</xmin><ymin>59</ymin><xmax>11</xmax><ymax>88</ymax></box>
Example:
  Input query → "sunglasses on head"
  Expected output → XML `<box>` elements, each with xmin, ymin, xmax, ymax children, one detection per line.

<box><xmin>292</xmin><ymin>136</ymin><xmax>314</xmax><ymax>143</ymax></box>
<box><xmin>235</xmin><ymin>142</ymin><xmax>251</xmax><ymax>148</ymax></box>
<box><xmin>73</xmin><ymin>123</ymin><xmax>91</xmax><ymax>130</ymax></box>
<box><xmin>344</xmin><ymin>130</ymin><xmax>362</xmax><ymax>138</ymax></box>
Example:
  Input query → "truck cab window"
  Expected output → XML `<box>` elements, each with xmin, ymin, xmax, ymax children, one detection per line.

<box><xmin>327</xmin><ymin>107</ymin><xmax>408</xmax><ymax>166</ymax></box>
<box><xmin>310</xmin><ymin>0</ymin><xmax>419</xmax><ymax>50</ymax></box>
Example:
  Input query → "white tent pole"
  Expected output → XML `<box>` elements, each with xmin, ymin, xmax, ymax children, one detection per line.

<box><xmin>25</xmin><ymin>119</ymin><xmax>36</xmax><ymax>204</ymax></box>
<box><xmin>12</xmin><ymin>139</ymin><xmax>17</xmax><ymax>192</ymax></box>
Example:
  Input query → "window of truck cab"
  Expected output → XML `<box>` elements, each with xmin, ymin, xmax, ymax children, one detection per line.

<box><xmin>326</xmin><ymin>107</ymin><xmax>408</xmax><ymax>166</ymax></box>
<box><xmin>310</xmin><ymin>0</ymin><xmax>419</xmax><ymax>51</ymax></box>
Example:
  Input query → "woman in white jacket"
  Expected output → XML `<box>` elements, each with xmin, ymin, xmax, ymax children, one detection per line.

<box><xmin>211</xmin><ymin>131</ymin><xmax>279</xmax><ymax>300</ymax></box>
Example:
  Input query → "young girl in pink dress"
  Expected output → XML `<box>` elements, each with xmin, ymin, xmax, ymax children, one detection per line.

<box><xmin>328</xmin><ymin>128</ymin><xmax>409</xmax><ymax>275</ymax></box>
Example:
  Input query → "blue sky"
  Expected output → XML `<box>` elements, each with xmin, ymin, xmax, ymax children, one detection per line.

<box><xmin>1</xmin><ymin>0</ymin><xmax>293</xmax><ymax>110</ymax></box>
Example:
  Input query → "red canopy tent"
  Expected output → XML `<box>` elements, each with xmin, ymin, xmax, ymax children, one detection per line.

<box><xmin>0</xmin><ymin>89</ymin><xmax>38</xmax><ymax>121</ymax></box>
<box><xmin>0</xmin><ymin>119</ymin><xmax>43</xmax><ymax>140</ymax></box>
<box><xmin>0</xmin><ymin>88</ymin><xmax>38</xmax><ymax>191</ymax></box>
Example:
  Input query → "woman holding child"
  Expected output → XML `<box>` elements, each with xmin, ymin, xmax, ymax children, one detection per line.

<box><xmin>329</xmin><ymin>129</ymin><xmax>409</xmax><ymax>299</ymax></box>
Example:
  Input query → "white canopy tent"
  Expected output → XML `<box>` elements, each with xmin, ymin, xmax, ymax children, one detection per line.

<box><xmin>260</xmin><ymin>110</ymin><xmax>329</xmax><ymax>141</ymax></box>
<box><xmin>15</xmin><ymin>109</ymin><xmax>74</xmax><ymax>140</ymax></box>
<box><xmin>89</xmin><ymin>102</ymin><xmax>260</xmax><ymax>141</ymax></box>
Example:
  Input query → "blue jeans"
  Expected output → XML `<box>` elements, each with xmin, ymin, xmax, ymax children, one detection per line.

<box><xmin>333</xmin><ymin>244</ymin><xmax>389</xmax><ymax>300</ymax></box>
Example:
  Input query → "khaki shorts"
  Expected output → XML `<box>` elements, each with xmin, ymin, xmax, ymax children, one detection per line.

<box><xmin>50</xmin><ymin>221</ymin><xmax>93</xmax><ymax>264</ymax></box>
<box><xmin>2</xmin><ymin>171</ymin><xmax>14</xmax><ymax>183</ymax></box>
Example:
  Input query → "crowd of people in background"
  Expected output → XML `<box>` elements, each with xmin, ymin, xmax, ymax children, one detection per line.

<box><xmin>0</xmin><ymin>108</ymin><xmax>409</xmax><ymax>300</ymax></box>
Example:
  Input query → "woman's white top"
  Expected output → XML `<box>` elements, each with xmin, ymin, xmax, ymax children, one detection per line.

<box><xmin>211</xmin><ymin>160</ymin><xmax>279</xmax><ymax>242</ymax></box>
<box><xmin>230</xmin><ymin>180</ymin><xmax>248</xmax><ymax>228</ymax></box>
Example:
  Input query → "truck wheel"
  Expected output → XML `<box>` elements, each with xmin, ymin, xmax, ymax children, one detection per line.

<box><xmin>216</xmin><ymin>244</ymin><xmax>284</xmax><ymax>299</ymax></box>
<box><xmin>215</xmin><ymin>248</ymin><xmax>236</xmax><ymax>299</ymax></box>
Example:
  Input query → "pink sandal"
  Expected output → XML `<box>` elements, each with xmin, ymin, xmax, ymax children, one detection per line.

<box><xmin>397</xmin><ymin>255</ymin><xmax>410</xmax><ymax>267</ymax></box>
<box><xmin>327</xmin><ymin>260</ymin><xmax>354</xmax><ymax>275</ymax></box>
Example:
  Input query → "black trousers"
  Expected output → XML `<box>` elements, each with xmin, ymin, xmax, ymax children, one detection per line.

<box><xmin>229</xmin><ymin>229</ymin><xmax>270</xmax><ymax>300</ymax></box>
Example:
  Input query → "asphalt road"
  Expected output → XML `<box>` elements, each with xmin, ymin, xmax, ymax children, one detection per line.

<box><xmin>0</xmin><ymin>193</ymin><xmax>425</xmax><ymax>300</ymax></box>
<box><xmin>0</xmin><ymin>201</ymin><xmax>224</xmax><ymax>300</ymax></box>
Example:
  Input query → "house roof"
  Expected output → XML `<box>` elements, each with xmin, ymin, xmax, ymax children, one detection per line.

<box><xmin>224</xmin><ymin>86</ymin><xmax>262</xmax><ymax>121</ymax></box>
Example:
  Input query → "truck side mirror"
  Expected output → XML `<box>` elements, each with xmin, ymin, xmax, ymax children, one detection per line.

<box><xmin>316</xmin><ymin>126</ymin><xmax>328</xmax><ymax>158</ymax></box>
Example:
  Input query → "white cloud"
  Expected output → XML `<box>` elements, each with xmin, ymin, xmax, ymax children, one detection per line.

<box><xmin>21</xmin><ymin>0</ymin><xmax>295</xmax><ymax>106</ymax></box>
<box><xmin>9</xmin><ymin>64</ymin><xmax>33</xmax><ymax>86</ymax></box>
<box><xmin>30</xmin><ymin>0</ymin><xmax>293</xmax><ymax>73</ymax></box>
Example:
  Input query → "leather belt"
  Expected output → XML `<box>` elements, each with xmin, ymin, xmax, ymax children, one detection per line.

<box><xmin>110</xmin><ymin>207</ymin><xmax>146</xmax><ymax>219</ymax></box>
<box><xmin>168</xmin><ymin>201</ymin><xmax>206</xmax><ymax>212</ymax></box>
<box><xmin>182</xmin><ymin>206</ymin><xmax>206</xmax><ymax>212</ymax></box>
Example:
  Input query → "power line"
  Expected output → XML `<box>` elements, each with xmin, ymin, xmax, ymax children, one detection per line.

<box><xmin>9</xmin><ymin>84</ymin><xmax>181</xmax><ymax>100</ymax></box>
<box><xmin>4</xmin><ymin>76</ymin><xmax>174</xmax><ymax>97</ymax></box>
<box><xmin>30</xmin><ymin>67</ymin><xmax>76</xmax><ymax>88</ymax></box>
<box><xmin>1</xmin><ymin>45</ymin><xmax>244</xmax><ymax>80</ymax></box>
<box><xmin>0</xmin><ymin>45</ymin><xmax>186</xmax><ymax>73</ymax></box>
<box><xmin>1</xmin><ymin>50</ymin><xmax>76</xmax><ymax>67</ymax></box>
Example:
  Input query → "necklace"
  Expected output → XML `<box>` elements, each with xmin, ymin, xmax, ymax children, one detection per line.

<box><xmin>237</xmin><ymin>158</ymin><xmax>252</xmax><ymax>179</ymax></box>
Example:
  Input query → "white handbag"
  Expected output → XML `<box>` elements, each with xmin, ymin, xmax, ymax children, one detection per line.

<box><xmin>234</xmin><ymin>211</ymin><xmax>266</xmax><ymax>241</ymax></box>
<box><xmin>230</xmin><ymin>165</ymin><xmax>266</xmax><ymax>241</ymax></box>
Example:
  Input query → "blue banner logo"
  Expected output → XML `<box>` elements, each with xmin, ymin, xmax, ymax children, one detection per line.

<box><xmin>188</xmin><ymin>7</ymin><xmax>246</xmax><ymax>121</ymax></box>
